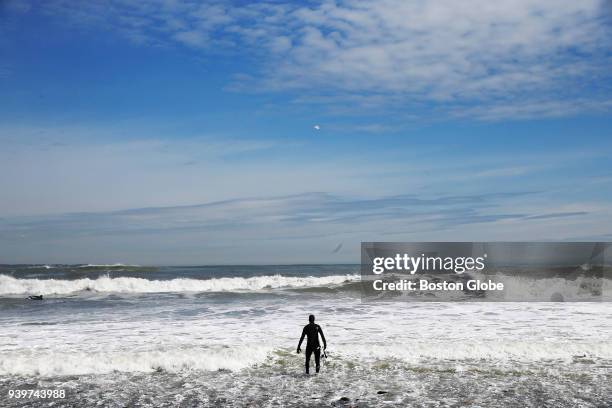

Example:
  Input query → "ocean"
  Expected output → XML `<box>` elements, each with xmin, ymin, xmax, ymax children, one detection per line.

<box><xmin>0</xmin><ymin>264</ymin><xmax>610</xmax><ymax>407</ymax></box>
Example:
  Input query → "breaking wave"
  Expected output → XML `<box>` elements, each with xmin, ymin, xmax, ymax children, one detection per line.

<box><xmin>2</xmin><ymin>270</ymin><xmax>610</xmax><ymax>300</ymax></box>
<box><xmin>0</xmin><ymin>346</ymin><xmax>273</xmax><ymax>376</ymax></box>
<box><xmin>484</xmin><ymin>272</ymin><xmax>611</xmax><ymax>301</ymax></box>
<box><xmin>76</xmin><ymin>263</ymin><xmax>142</xmax><ymax>269</ymax></box>
<box><xmin>2</xmin><ymin>340</ymin><xmax>611</xmax><ymax>377</ymax></box>
<box><xmin>0</xmin><ymin>274</ymin><xmax>359</xmax><ymax>296</ymax></box>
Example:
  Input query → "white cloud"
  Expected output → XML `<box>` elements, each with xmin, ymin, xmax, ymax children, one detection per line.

<box><xmin>1</xmin><ymin>120</ymin><xmax>610</xmax><ymax>219</ymax></box>
<box><xmin>29</xmin><ymin>0</ymin><xmax>611</xmax><ymax>120</ymax></box>
<box><xmin>173</xmin><ymin>30</ymin><xmax>209</xmax><ymax>48</ymax></box>
<box><xmin>2</xmin><ymin>191</ymin><xmax>610</xmax><ymax>264</ymax></box>
<box><xmin>257</xmin><ymin>1</ymin><xmax>609</xmax><ymax>99</ymax></box>
<box><xmin>454</xmin><ymin>98</ymin><xmax>612</xmax><ymax>121</ymax></box>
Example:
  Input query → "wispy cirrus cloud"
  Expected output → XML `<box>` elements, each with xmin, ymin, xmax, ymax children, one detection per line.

<box><xmin>9</xmin><ymin>0</ymin><xmax>611</xmax><ymax>120</ymax></box>
<box><xmin>1</xmin><ymin>191</ymin><xmax>605</xmax><ymax>264</ymax></box>
<box><xmin>453</xmin><ymin>98</ymin><xmax>612</xmax><ymax>121</ymax></box>
<box><xmin>1</xmin><ymin>121</ymin><xmax>609</xmax><ymax>218</ymax></box>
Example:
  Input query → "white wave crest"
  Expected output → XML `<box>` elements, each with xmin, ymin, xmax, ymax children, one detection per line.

<box><xmin>77</xmin><ymin>263</ymin><xmax>140</xmax><ymax>268</ymax></box>
<box><xmin>0</xmin><ymin>274</ymin><xmax>359</xmax><ymax>295</ymax></box>
<box><xmin>26</xmin><ymin>265</ymin><xmax>55</xmax><ymax>269</ymax></box>
<box><xmin>3</xmin><ymin>340</ymin><xmax>610</xmax><ymax>377</ymax></box>
<box><xmin>0</xmin><ymin>346</ymin><xmax>272</xmax><ymax>376</ymax></box>
<box><xmin>470</xmin><ymin>271</ymin><xmax>612</xmax><ymax>301</ymax></box>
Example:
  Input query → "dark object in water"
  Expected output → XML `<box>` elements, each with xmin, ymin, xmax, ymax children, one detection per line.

<box><xmin>297</xmin><ymin>315</ymin><xmax>327</xmax><ymax>375</ymax></box>
<box><xmin>377</xmin><ymin>391</ymin><xmax>388</xmax><ymax>394</ymax></box>
<box><xmin>28</xmin><ymin>295</ymin><xmax>43</xmax><ymax>300</ymax></box>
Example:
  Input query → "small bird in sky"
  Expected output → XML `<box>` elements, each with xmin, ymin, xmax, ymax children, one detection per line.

<box><xmin>313</xmin><ymin>125</ymin><xmax>321</xmax><ymax>130</ymax></box>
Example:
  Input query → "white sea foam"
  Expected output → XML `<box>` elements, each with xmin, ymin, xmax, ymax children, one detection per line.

<box><xmin>360</xmin><ymin>271</ymin><xmax>612</xmax><ymax>301</ymax></box>
<box><xmin>0</xmin><ymin>346</ymin><xmax>272</xmax><ymax>376</ymax></box>
<box><xmin>470</xmin><ymin>271</ymin><xmax>611</xmax><ymax>301</ymax></box>
<box><xmin>345</xmin><ymin>340</ymin><xmax>612</xmax><ymax>363</ymax></box>
<box><xmin>0</xmin><ymin>300</ymin><xmax>610</xmax><ymax>377</ymax></box>
<box><xmin>0</xmin><ymin>274</ymin><xmax>359</xmax><ymax>295</ymax></box>
<box><xmin>1</xmin><ymin>340</ymin><xmax>609</xmax><ymax>377</ymax></box>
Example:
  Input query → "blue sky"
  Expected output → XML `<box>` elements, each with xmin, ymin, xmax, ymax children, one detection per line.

<box><xmin>1</xmin><ymin>0</ymin><xmax>611</xmax><ymax>264</ymax></box>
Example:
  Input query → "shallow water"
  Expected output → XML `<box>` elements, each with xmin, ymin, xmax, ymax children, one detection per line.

<box><xmin>0</xmin><ymin>265</ymin><xmax>610</xmax><ymax>407</ymax></box>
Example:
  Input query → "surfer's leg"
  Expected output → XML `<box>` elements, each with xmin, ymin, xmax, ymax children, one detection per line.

<box><xmin>314</xmin><ymin>348</ymin><xmax>321</xmax><ymax>373</ymax></box>
<box><xmin>305</xmin><ymin>347</ymin><xmax>312</xmax><ymax>374</ymax></box>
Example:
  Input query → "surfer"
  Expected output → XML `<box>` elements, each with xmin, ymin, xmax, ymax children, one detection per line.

<box><xmin>296</xmin><ymin>314</ymin><xmax>327</xmax><ymax>374</ymax></box>
<box><xmin>28</xmin><ymin>295</ymin><xmax>43</xmax><ymax>300</ymax></box>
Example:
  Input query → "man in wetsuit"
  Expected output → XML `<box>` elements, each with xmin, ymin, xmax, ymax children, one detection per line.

<box><xmin>296</xmin><ymin>314</ymin><xmax>327</xmax><ymax>374</ymax></box>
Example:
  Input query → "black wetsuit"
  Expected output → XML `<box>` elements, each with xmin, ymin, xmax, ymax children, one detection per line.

<box><xmin>298</xmin><ymin>323</ymin><xmax>327</xmax><ymax>374</ymax></box>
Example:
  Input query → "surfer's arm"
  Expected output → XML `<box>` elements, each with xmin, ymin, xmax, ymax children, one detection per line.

<box><xmin>297</xmin><ymin>328</ymin><xmax>306</xmax><ymax>353</ymax></box>
<box><xmin>318</xmin><ymin>326</ymin><xmax>327</xmax><ymax>349</ymax></box>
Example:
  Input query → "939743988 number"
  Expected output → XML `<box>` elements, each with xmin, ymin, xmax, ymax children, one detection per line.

<box><xmin>8</xmin><ymin>389</ymin><xmax>65</xmax><ymax>399</ymax></box>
